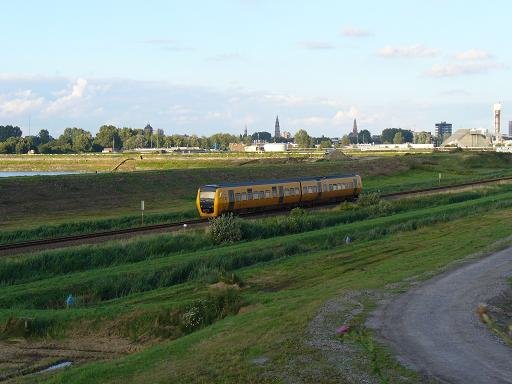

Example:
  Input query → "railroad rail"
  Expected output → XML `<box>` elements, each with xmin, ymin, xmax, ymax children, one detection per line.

<box><xmin>2</xmin><ymin>175</ymin><xmax>512</xmax><ymax>253</ymax></box>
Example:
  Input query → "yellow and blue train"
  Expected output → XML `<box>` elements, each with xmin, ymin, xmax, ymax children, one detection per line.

<box><xmin>196</xmin><ymin>174</ymin><xmax>362</xmax><ymax>218</ymax></box>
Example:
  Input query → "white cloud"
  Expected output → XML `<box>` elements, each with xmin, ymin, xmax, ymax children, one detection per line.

<box><xmin>262</xmin><ymin>93</ymin><xmax>307</xmax><ymax>106</ymax></box>
<box><xmin>299</xmin><ymin>41</ymin><xmax>335</xmax><ymax>50</ymax></box>
<box><xmin>427</xmin><ymin>62</ymin><xmax>505</xmax><ymax>77</ymax></box>
<box><xmin>342</xmin><ymin>26</ymin><xmax>373</xmax><ymax>38</ymax></box>
<box><xmin>378</xmin><ymin>44</ymin><xmax>439</xmax><ymax>58</ymax></box>
<box><xmin>333</xmin><ymin>106</ymin><xmax>359</xmax><ymax>122</ymax></box>
<box><xmin>291</xmin><ymin>116</ymin><xmax>328</xmax><ymax>126</ymax></box>
<box><xmin>454</xmin><ymin>49</ymin><xmax>492</xmax><ymax>61</ymax></box>
<box><xmin>44</xmin><ymin>78</ymin><xmax>88</xmax><ymax>114</ymax></box>
<box><xmin>0</xmin><ymin>90</ymin><xmax>44</xmax><ymax>115</ymax></box>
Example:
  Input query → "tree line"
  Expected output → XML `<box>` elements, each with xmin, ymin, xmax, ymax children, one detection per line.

<box><xmin>0</xmin><ymin>125</ymin><xmax>244</xmax><ymax>154</ymax></box>
<box><xmin>0</xmin><ymin>124</ymin><xmax>435</xmax><ymax>154</ymax></box>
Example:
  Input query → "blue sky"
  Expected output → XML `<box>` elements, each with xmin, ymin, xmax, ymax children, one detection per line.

<box><xmin>0</xmin><ymin>0</ymin><xmax>510</xmax><ymax>137</ymax></box>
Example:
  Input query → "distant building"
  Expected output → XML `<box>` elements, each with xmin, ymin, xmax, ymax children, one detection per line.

<box><xmin>435</xmin><ymin>122</ymin><xmax>452</xmax><ymax>139</ymax></box>
<box><xmin>442</xmin><ymin>129</ymin><xmax>491</xmax><ymax>148</ymax></box>
<box><xmin>144</xmin><ymin>123</ymin><xmax>153</xmax><ymax>135</ymax></box>
<box><xmin>348</xmin><ymin>118</ymin><xmax>359</xmax><ymax>143</ymax></box>
<box><xmin>274</xmin><ymin>116</ymin><xmax>281</xmax><ymax>139</ymax></box>
<box><xmin>281</xmin><ymin>131</ymin><xmax>291</xmax><ymax>139</ymax></box>
<box><xmin>509</xmin><ymin>121</ymin><xmax>512</xmax><ymax>137</ymax></box>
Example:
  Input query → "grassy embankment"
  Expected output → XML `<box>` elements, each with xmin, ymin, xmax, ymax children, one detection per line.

<box><xmin>2</xmin><ymin>152</ymin><xmax>512</xmax><ymax>244</ymax></box>
<box><xmin>0</xmin><ymin>152</ymin><xmax>325</xmax><ymax>172</ymax></box>
<box><xmin>2</xmin><ymin>184</ymin><xmax>512</xmax><ymax>382</ymax></box>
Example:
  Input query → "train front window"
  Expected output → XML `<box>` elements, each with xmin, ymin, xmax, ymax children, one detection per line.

<box><xmin>200</xmin><ymin>191</ymin><xmax>215</xmax><ymax>199</ymax></box>
<box><xmin>199</xmin><ymin>188</ymin><xmax>216</xmax><ymax>213</ymax></box>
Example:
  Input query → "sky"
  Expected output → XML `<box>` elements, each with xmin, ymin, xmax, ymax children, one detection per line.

<box><xmin>0</xmin><ymin>0</ymin><xmax>511</xmax><ymax>138</ymax></box>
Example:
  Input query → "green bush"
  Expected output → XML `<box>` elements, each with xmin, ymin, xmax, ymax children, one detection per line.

<box><xmin>181</xmin><ymin>288</ymin><xmax>241</xmax><ymax>332</ymax></box>
<box><xmin>357</xmin><ymin>192</ymin><xmax>381</xmax><ymax>207</ymax></box>
<box><xmin>208</xmin><ymin>213</ymin><xmax>243</xmax><ymax>244</ymax></box>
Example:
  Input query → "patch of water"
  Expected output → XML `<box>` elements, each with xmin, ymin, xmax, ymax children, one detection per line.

<box><xmin>40</xmin><ymin>360</ymin><xmax>73</xmax><ymax>373</ymax></box>
<box><xmin>0</xmin><ymin>171</ymin><xmax>83</xmax><ymax>178</ymax></box>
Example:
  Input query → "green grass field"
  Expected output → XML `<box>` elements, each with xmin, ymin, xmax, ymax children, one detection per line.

<box><xmin>2</xmin><ymin>152</ymin><xmax>512</xmax><ymax>382</ymax></box>
<box><xmin>2</xmin><ymin>151</ymin><xmax>512</xmax><ymax>243</ymax></box>
<box><xmin>2</xmin><ymin>183</ymin><xmax>512</xmax><ymax>383</ymax></box>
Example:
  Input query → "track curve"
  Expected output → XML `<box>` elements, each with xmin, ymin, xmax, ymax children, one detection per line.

<box><xmin>369</xmin><ymin>247</ymin><xmax>512</xmax><ymax>384</ymax></box>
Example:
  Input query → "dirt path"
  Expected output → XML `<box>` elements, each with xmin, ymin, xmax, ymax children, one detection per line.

<box><xmin>368</xmin><ymin>247</ymin><xmax>512</xmax><ymax>384</ymax></box>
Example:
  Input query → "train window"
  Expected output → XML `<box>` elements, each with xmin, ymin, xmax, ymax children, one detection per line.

<box><xmin>296</xmin><ymin>188</ymin><xmax>300</xmax><ymax>195</ymax></box>
<box><xmin>247</xmin><ymin>189</ymin><xmax>253</xmax><ymax>200</ymax></box>
<box><xmin>265</xmin><ymin>190</ymin><xmax>271</xmax><ymax>198</ymax></box>
<box><xmin>308</xmin><ymin>186</ymin><xmax>313</xmax><ymax>193</ymax></box>
<box><xmin>235</xmin><ymin>193</ymin><xmax>241</xmax><ymax>202</ymax></box>
<box><xmin>254</xmin><ymin>192</ymin><xmax>259</xmax><ymax>200</ymax></box>
<box><xmin>272</xmin><ymin>187</ymin><xmax>277</xmax><ymax>198</ymax></box>
<box><xmin>303</xmin><ymin>187</ymin><xmax>307</xmax><ymax>194</ymax></box>
<box><xmin>323</xmin><ymin>184</ymin><xmax>327</xmax><ymax>192</ymax></box>
<box><xmin>241</xmin><ymin>192</ymin><xmax>247</xmax><ymax>201</ymax></box>
<box><xmin>329</xmin><ymin>184</ymin><xmax>333</xmax><ymax>191</ymax></box>
<box><xmin>284</xmin><ymin>188</ymin><xmax>290</xmax><ymax>196</ymax></box>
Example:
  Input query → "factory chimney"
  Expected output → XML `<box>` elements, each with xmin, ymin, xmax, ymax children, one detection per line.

<box><xmin>494</xmin><ymin>103</ymin><xmax>502</xmax><ymax>143</ymax></box>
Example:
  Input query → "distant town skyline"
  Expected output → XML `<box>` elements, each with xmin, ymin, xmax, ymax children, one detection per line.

<box><xmin>0</xmin><ymin>1</ymin><xmax>511</xmax><ymax>137</ymax></box>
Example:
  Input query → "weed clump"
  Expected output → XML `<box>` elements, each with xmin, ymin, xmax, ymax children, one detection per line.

<box><xmin>181</xmin><ymin>289</ymin><xmax>242</xmax><ymax>332</ymax></box>
<box><xmin>208</xmin><ymin>213</ymin><xmax>243</xmax><ymax>244</ymax></box>
<box><xmin>194</xmin><ymin>266</ymin><xmax>244</xmax><ymax>286</ymax></box>
<box><xmin>357</xmin><ymin>192</ymin><xmax>381</xmax><ymax>207</ymax></box>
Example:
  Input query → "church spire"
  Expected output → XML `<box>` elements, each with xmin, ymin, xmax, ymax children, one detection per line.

<box><xmin>352</xmin><ymin>118</ymin><xmax>358</xmax><ymax>135</ymax></box>
<box><xmin>274</xmin><ymin>115</ymin><xmax>281</xmax><ymax>140</ymax></box>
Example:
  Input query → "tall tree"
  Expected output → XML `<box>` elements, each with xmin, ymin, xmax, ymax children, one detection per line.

<box><xmin>294</xmin><ymin>129</ymin><xmax>312</xmax><ymax>148</ymax></box>
<box><xmin>0</xmin><ymin>125</ymin><xmax>22</xmax><ymax>142</ymax></box>
<box><xmin>319</xmin><ymin>138</ymin><xmax>332</xmax><ymax>149</ymax></box>
<box><xmin>251</xmin><ymin>131</ymin><xmax>272</xmax><ymax>142</ymax></box>
<box><xmin>340</xmin><ymin>135</ymin><xmax>351</xmax><ymax>146</ymax></box>
<box><xmin>393</xmin><ymin>132</ymin><xmax>404</xmax><ymax>144</ymax></box>
<box><xmin>95</xmin><ymin>125</ymin><xmax>121</xmax><ymax>149</ymax></box>
<box><xmin>382</xmin><ymin>128</ymin><xmax>413</xmax><ymax>143</ymax></box>
<box><xmin>358</xmin><ymin>129</ymin><xmax>372</xmax><ymax>144</ymax></box>
<box><xmin>38</xmin><ymin>129</ymin><xmax>52</xmax><ymax>145</ymax></box>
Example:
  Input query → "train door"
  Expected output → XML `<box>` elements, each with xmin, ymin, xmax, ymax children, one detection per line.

<box><xmin>278</xmin><ymin>186</ymin><xmax>284</xmax><ymax>203</ymax></box>
<box><xmin>228</xmin><ymin>190</ymin><xmax>235</xmax><ymax>211</ymax></box>
<box><xmin>316</xmin><ymin>181</ymin><xmax>322</xmax><ymax>199</ymax></box>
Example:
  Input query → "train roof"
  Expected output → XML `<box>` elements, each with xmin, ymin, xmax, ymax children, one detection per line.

<box><xmin>201</xmin><ymin>174</ymin><xmax>359</xmax><ymax>189</ymax></box>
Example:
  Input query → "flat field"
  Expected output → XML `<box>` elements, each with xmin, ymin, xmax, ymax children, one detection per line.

<box><xmin>2</xmin><ymin>151</ymin><xmax>512</xmax><ymax>243</ymax></box>
<box><xmin>1</xmin><ymin>184</ymin><xmax>512</xmax><ymax>383</ymax></box>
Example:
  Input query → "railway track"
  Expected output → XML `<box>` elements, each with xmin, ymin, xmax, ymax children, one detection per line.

<box><xmin>2</xmin><ymin>175</ymin><xmax>512</xmax><ymax>254</ymax></box>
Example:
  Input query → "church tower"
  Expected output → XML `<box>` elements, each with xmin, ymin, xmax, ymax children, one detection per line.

<box><xmin>275</xmin><ymin>116</ymin><xmax>281</xmax><ymax>140</ymax></box>
<box><xmin>352</xmin><ymin>118</ymin><xmax>358</xmax><ymax>135</ymax></box>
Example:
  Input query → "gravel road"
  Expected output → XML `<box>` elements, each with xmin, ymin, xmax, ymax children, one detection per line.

<box><xmin>368</xmin><ymin>247</ymin><xmax>512</xmax><ymax>384</ymax></box>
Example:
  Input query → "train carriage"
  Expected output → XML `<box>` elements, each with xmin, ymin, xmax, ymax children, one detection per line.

<box><xmin>196</xmin><ymin>174</ymin><xmax>362</xmax><ymax>218</ymax></box>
